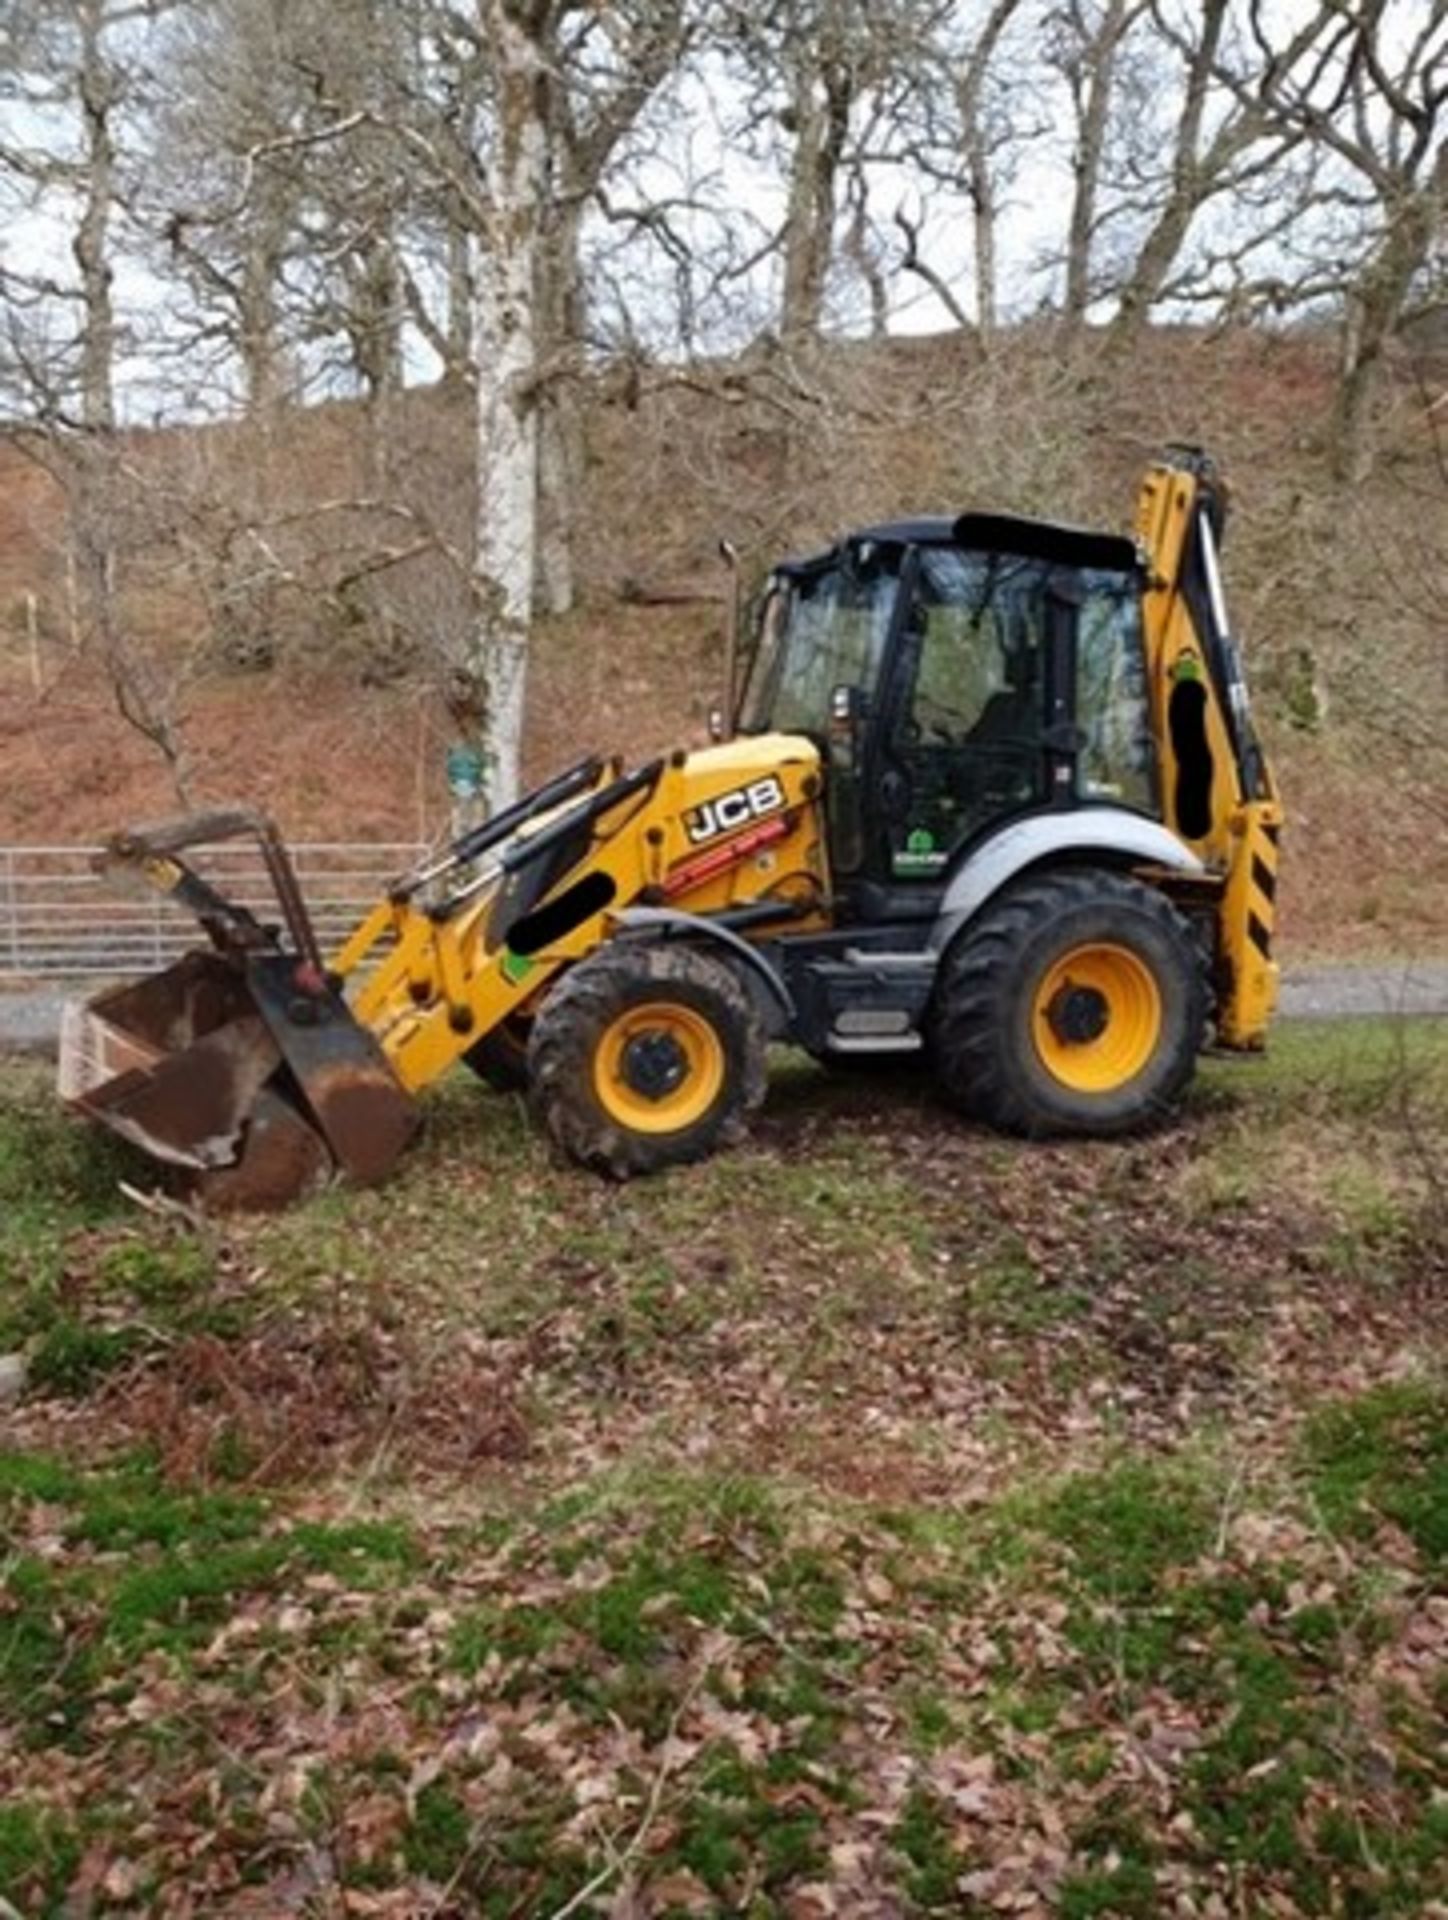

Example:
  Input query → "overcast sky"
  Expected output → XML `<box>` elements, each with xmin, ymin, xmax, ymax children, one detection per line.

<box><xmin>0</xmin><ymin>0</ymin><xmax>1410</xmax><ymax>423</ymax></box>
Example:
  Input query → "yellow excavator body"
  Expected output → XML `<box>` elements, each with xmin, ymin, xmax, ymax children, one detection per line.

<box><xmin>60</xmin><ymin>447</ymin><xmax>1282</xmax><ymax>1206</ymax></box>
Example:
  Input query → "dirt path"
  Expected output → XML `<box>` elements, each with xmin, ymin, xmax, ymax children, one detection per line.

<box><xmin>1276</xmin><ymin>960</ymin><xmax>1448</xmax><ymax>1020</ymax></box>
<box><xmin>0</xmin><ymin>984</ymin><xmax>82</xmax><ymax>1056</ymax></box>
<box><xmin>3</xmin><ymin>962</ymin><xmax>1446</xmax><ymax>1060</ymax></box>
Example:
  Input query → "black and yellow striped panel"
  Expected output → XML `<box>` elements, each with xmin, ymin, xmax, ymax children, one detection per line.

<box><xmin>1246</xmin><ymin>820</ymin><xmax>1280</xmax><ymax>958</ymax></box>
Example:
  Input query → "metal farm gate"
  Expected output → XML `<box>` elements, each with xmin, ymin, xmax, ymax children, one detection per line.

<box><xmin>0</xmin><ymin>842</ymin><xmax>425</xmax><ymax>978</ymax></box>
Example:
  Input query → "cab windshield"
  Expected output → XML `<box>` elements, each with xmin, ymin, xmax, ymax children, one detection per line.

<box><xmin>739</xmin><ymin>545</ymin><xmax>900</xmax><ymax>735</ymax></box>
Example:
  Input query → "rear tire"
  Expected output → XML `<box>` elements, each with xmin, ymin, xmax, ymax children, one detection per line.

<box><xmin>527</xmin><ymin>942</ymin><xmax>767</xmax><ymax>1177</ymax></box>
<box><xmin>930</xmin><ymin>869</ymin><xmax>1206</xmax><ymax>1137</ymax></box>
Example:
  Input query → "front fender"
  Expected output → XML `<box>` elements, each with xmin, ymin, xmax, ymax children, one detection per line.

<box><xmin>613</xmin><ymin>906</ymin><xmax>796</xmax><ymax>1033</ymax></box>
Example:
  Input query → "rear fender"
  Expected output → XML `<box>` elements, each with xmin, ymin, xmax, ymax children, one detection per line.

<box><xmin>930</xmin><ymin>810</ymin><xmax>1204</xmax><ymax>950</ymax></box>
<box><xmin>613</xmin><ymin>906</ymin><xmax>795</xmax><ymax>1035</ymax></box>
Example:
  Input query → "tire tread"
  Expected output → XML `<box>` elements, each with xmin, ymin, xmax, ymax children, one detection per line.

<box><xmin>527</xmin><ymin>941</ymin><xmax>766</xmax><ymax>1177</ymax></box>
<box><xmin>929</xmin><ymin>868</ymin><xmax>1207</xmax><ymax>1137</ymax></box>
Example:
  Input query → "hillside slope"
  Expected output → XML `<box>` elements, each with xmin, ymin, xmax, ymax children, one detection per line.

<box><xmin>0</xmin><ymin>325</ymin><xmax>1444</xmax><ymax>955</ymax></box>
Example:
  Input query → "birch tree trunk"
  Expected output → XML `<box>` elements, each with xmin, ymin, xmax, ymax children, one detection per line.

<box><xmin>468</xmin><ymin>0</ymin><xmax>550</xmax><ymax>817</ymax></box>
<box><xmin>535</xmin><ymin>192</ymin><xmax>584</xmax><ymax>616</ymax></box>
<box><xmin>779</xmin><ymin>59</ymin><xmax>851</xmax><ymax>342</ymax></box>
<box><xmin>74</xmin><ymin>0</ymin><xmax>116</xmax><ymax>431</ymax></box>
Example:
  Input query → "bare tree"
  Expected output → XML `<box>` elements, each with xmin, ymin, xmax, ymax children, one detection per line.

<box><xmin>1218</xmin><ymin>0</ymin><xmax>1448</xmax><ymax>480</ymax></box>
<box><xmin>954</xmin><ymin>0</ymin><xmax>1031</xmax><ymax>338</ymax></box>
<box><xmin>148</xmin><ymin>0</ymin><xmax>420</xmax><ymax>418</ymax></box>
<box><xmin>778</xmin><ymin>6</ymin><xmax>854</xmax><ymax>339</ymax></box>
<box><xmin>0</xmin><ymin>0</ymin><xmax>156</xmax><ymax>429</ymax></box>
<box><xmin>0</xmin><ymin>0</ymin><xmax>209</xmax><ymax>797</ymax></box>
<box><xmin>719</xmin><ymin>0</ymin><xmax>938</xmax><ymax>343</ymax></box>
<box><xmin>1047</xmin><ymin>0</ymin><xmax>1147</xmax><ymax>327</ymax></box>
<box><xmin>1104</xmin><ymin>0</ymin><xmax>1303</xmax><ymax>344</ymax></box>
<box><xmin>535</xmin><ymin>0</ymin><xmax>694</xmax><ymax>614</ymax></box>
<box><xmin>882</xmin><ymin>0</ymin><xmax>1041</xmax><ymax>339</ymax></box>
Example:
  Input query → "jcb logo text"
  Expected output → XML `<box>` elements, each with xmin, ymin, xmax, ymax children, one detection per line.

<box><xmin>685</xmin><ymin>776</ymin><xmax>786</xmax><ymax>845</ymax></box>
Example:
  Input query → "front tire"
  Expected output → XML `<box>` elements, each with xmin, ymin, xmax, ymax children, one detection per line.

<box><xmin>930</xmin><ymin>869</ymin><xmax>1206</xmax><ymax>1137</ymax></box>
<box><xmin>527</xmin><ymin>942</ymin><xmax>767</xmax><ymax>1177</ymax></box>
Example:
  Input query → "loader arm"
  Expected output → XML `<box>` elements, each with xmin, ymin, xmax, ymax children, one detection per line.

<box><xmin>336</xmin><ymin>739</ymin><xmax>827</xmax><ymax>1096</ymax></box>
<box><xmin>341</xmin><ymin>756</ymin><xmax>665</xmax><ymax>1090</ymax></box>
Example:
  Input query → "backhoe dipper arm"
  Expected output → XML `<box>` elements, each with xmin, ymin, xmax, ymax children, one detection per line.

<box><xmin>1135</xmin><ymin>448</ymin><xmax>1283</xmax><ymax>1048</ymax></box>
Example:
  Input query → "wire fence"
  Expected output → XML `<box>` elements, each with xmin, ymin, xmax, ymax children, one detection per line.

<box><xmin>0</xmin><ymin>842</ymin><xmax>426</xmax><ymax>978</ymax></box>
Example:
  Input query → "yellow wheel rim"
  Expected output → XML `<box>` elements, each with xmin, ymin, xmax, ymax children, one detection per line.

<box><xmin>1031</xmin><ymin>942</ymin><xmax>1163</xmax><ymax>1094</ymax></box>
<box><xmin>592</xmin><ymin>1000</ymin><xmax>726</xmax><ymax>1134</ymax></box>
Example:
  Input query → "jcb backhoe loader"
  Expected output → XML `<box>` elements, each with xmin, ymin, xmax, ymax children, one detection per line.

<box><xmin>60</xmin><ymin>446</ymin><xmax>1282</xmax><ymax>1208</ymax></box>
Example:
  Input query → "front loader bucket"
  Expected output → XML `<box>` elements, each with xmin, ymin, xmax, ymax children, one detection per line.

<box><xmin>59</xmin><ymin>953</ymin><xmax>288</xmax><ymax>1173</ymax></box>
<box><xmin>59</xmin><ymin>950</ymin><xmax>417</xmax><ymax>1211</ymax></box>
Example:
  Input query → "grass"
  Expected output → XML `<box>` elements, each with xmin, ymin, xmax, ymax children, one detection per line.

<box><xmin>894</xmin><ymin>1787</ymin><xmax>962</xmax><ymax>1908</ymax></box>
<box><xmin>0</xmin><ymin>1019</ymin><xmax>1445</xmax><ymax>1911</ymax></box>
<box><xmin>1304</xmin><ymin>1378</ymin><xmax>1448</xmax><ymax>1563</ymax></box>
<box><xmin>0</xmin><ymin>1802</ymin><xmax>81</xmax><ymax>1913</ymax></box>
<box><xmin>0</xmin><ymin>1450</ymin><xmax>415</xmax><ymax>1752</ymax></box>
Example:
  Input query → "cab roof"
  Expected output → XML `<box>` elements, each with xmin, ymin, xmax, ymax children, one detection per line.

<box><xmin>779</xmin><ymin>511</ymin><xmax>1142</xmax><ymax>578</ymax></box>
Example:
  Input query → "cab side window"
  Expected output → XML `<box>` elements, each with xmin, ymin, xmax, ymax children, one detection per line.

<box><xmin>887</xmin><ymin>550</ymin><xmax>1047</xmax><ymax>875</ymax></box>
<box><xmin>1076</xmin><ymin>571</ymin><xmax>1155</xmax><ymax>812</ymax></box>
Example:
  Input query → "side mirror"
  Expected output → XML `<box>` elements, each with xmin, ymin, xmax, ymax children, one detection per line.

<box><xmin>718</xmin><ymin>537</ymin><xmax>741</xmax><ymax>734</ymax></box>
<box><xmin>829</xmin><ymin>684</ymin><xmax>866</xmax><ymax>766</ymax></box>
<box><xmin>830</xmin><ymin>683</ymin><xmax>865</xmax><ymax>725</ymax></box>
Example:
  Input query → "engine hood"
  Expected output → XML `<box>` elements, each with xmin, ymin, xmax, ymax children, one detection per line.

<box><xmin>679</xmin><ymin>732</ymin><xmax>821</xmax><ymax>783</ymax></box>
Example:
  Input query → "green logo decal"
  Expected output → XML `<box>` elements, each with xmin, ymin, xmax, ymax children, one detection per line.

<box><xmin>501</xmin><ymin>950</ymin><xmax>536</xmax><ymax>985</ymax></box>
<box><xmin>894</xmin><ymin>826</ymin><xmax>947</xmax><ymax>875</ymax></box>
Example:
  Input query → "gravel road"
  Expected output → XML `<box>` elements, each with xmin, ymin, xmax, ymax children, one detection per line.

<box><xmin>1</xmin><ymin>985</ymin><xmax>83</xmax><ymax>1057</ymax></box>
<box><xmin>3</xmin><ymin>963</ymin><xmax>1446</xmax><ymax>1061</ymax></box>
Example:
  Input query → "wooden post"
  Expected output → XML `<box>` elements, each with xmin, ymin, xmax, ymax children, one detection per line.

<box><xmin>25</xmin><ymin>593</ymin><xmax>40</xmax><ymax>692</ymax></box>
<box><xmin>66</xmin><ymin>543</ymin><xmax>82</xmax><ymax>651</ymax></box>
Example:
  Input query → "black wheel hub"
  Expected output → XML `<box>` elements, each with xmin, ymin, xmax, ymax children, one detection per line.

<box><xmin>621</xmin><ymin>1030</ymin><xmax>689</xmax><ymax>1101</ymax></box>
<box><xmin>1047</xmin><ymin>983</ymin><xmax>1110</xmax><ymax>1045</ymax></box>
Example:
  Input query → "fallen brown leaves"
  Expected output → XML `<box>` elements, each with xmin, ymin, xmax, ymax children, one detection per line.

<box><xmin>5</xmin><ymin>1038</ymin><xmax>1447</xmax><ymax>1913</ymax></box>
<box><xmin>24</xmin><ymin>1311</ymin><xmax>531</xmax><ymax>1489</ymax></box>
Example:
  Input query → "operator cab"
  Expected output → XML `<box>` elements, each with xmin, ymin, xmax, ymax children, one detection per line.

<box><xmin>737</xmin><ymin>513</ymin><xmax>1158</xmax><ymax>908</ymax></box>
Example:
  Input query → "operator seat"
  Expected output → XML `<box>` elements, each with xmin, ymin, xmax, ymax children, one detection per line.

<box><xmin>955</xmin><ymin>617</ymin><xmax>1039</xmax><ymax>810</ymax></box>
